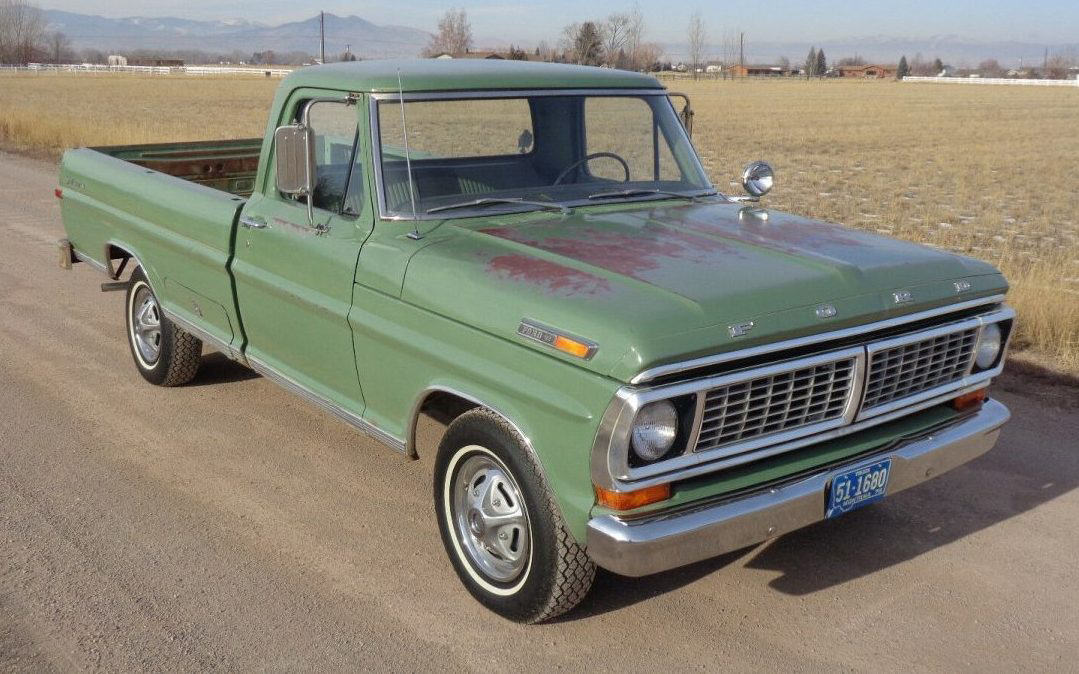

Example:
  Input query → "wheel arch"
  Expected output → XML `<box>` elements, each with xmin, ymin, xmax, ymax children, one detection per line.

<box><xmin>104</xmin><ymin>240</ymin><xmax>157</xmax><ymax>288</ymax></box>
<box><xmin>406</xmin><ymin>386</ymin><xmax>540</xmax><ymax>463</ymax></box>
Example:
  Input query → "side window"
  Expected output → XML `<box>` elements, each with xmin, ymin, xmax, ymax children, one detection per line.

<box><xmin>293</xmin><ymin>100</ymin><xmax>365</xmax><ymax>216</ymax></box>
<box><xmin>584</xmin><ymin>98</ymin><xmax>682</xmax><ymax>182</ymax></box>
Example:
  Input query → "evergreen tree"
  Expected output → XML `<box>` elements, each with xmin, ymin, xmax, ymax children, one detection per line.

<box><xmin>805</xmin><ymin>47</ymin><xmax>817</xmax><ymax>77</ymax></box>
<box><xmin>574</xmin><ymin>21</ymin><xmax>605</xmax><ymax>66</ymax></box>
<box><xmin>897</xmin><ymin>55</ymin><xmax>909</xmax><ymax>79</ymax></box>
<box><xmin>816</xmin><ymin>48</ymin><xmax>827</xmax><ymax>77</ymax></box>
<box><xmin>933</xmin><ymin>57</ymin><xmax>944</xmax><ymax>74</ymax></box>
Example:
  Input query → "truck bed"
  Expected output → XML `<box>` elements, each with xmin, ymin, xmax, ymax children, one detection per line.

<box><xmin>59</xmin><ymin>140</ymin><xmax>255</xmax><ymax>356</ymax></box>
<box><xmin>93</xmin><ymin>138</ymin><xmax>262</xmax><ymax>197</ymax></box>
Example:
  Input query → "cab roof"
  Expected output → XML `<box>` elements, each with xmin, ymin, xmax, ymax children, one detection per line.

<box><xmin>281</xmin><ymin>59</ymin><xmax>665</xmax><ymax>94</ymax></box>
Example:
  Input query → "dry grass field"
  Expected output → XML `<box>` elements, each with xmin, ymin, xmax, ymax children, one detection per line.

<box><xmin>1</xmin><ymin>72</ymin><xmax>1076</xmax><ymax>372</ymax></box>
<box><xmin>683</xmin><ymin>78</ymin><xmax>1079</xmax><ymax>374</ymax></box>
<box><xmin>0</xmin><ymin>73</ymin><xmax>277</xmax><ymax>152</ymax></box>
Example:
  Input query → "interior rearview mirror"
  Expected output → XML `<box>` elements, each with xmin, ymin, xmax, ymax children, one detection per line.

<box><xmin>274</xmin><ymin>124</ymin><xmax>311</xmax><ymax>195</ymax></box>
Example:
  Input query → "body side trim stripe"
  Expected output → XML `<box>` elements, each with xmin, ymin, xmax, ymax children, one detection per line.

<box><xmin>247</xmin><ymin>356</ymin><xmax>406</xmax><ymax>454</ymax></box>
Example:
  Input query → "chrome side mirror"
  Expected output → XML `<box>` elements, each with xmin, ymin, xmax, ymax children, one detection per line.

<box><xmin>274</xmin><ymin>124</ymin><xmax>312</xmax><ymax>196</ymax></box>
<box><xmin>668</xmin><ymin>92</ymin><xmax>694</xmax><ymax>137</ymax></box>
<box><xmin>741</xmin><ymin>161</ymin><xmax>774</xmax><ymax>198</ymax></box>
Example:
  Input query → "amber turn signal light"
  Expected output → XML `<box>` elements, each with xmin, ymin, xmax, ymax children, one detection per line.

<box><xmin>553</xmin><ymin>335</ymin><xmax>592</xmax><ymax>359</ymax></box>
<box><xmin>595</xmin><ymin>483</ymin><xmax>671</xmax><ymax>511</ymax></box>
<box><xmin>951</xmin><ymin>388</ymin><xmax>988</xmax><ymax>411</ymax></box>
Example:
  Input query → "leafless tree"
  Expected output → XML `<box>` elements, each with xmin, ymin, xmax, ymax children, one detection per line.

<box><xmin>558</xmin><ymin>22</ymin><xmax>580</xmax><ymax>62</ymax></box>
<box><xmin>603</xmin><ymin>13</ymin><xmax>630</xmax><ymax>61</ymax></box>
<box><xmin>80</xmin><ymin>47</ymin><xmax>106</xmax><ymax>64</ymax></box>
<box><xmin>0</xmin><ymin>0</ymin><xmax>46</xmax><ymax>65</ymax></box>
<box><xmin>422</xmin><ymin>8</ymin><xmax>473</xmax><ymax>57</ymax></box>
<box><xmin>719</xmin><ymin>29</ymin><xmax>739</xmax><ymax>77</ymax></box>
<box><xmin>635</xmin><ymin>41</ymin><xmax>663</xmax><ymax>71</ymax></box>
<box><xmin>978</xmin><ymin>58</ymin><xmax>1005</xmax><ymax>77</ymax></box>
<box><xmin>1045</xmin><ymin>53</ymin><xmax>1073</xmax><ymax>80</ymax></box>
<box><xmin>686</xmin><ymin>9</ymin><xmax>706</xmax><ymax>79</ymax></box>
<box><xmin>625</xmin><ymin>3</ymin><xmax>645</xmax><ymax>69</ymax></box>
<box><xmin>534</xmin><ymin>40</ymin><xmax>556</xmax><ymax>62</ymax></box>
<box><xmin>47</xmin><ymin>30</ymin><xmax>69</xmax><ymax>64</ymax></box>
<box><xmin>909</xmin><ymin>52</ymin><xmax>933</xmax><ymax>76</ymax></box>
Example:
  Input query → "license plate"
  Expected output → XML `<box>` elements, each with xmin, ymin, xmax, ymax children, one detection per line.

<box><xmin>826</xmin><ymin>458</ymin><xmax>892</xmax><ymax>519</ymax></box>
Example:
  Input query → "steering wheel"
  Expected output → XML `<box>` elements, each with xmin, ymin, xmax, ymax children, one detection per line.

<box><xmin>552</xmin><ymin>152</ymin><xmax>631</xmax><ymax>186</ymax></box>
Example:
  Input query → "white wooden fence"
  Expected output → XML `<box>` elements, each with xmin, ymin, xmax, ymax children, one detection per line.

<box><xmin>904</xmin><ymin>76</ymin><xmax>1079</xmax><ymax>87</ymax></box>
<box><xmin>2</xmin><ymin>63</ymin><xmax>294</xmax><ymax>77</ymax></box>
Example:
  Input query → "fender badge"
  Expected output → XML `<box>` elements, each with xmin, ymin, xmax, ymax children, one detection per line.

<box><xmin>893</xmin><ymin>290</ymin><xmax>914</xmax><ymax>305</ymax></box>
<box><xmin>815</xmin><ymin>304</ymin><xmax>837</xmax><ymax>319</ymax></box>
<box><xmin>517</xmin><ymin>320</ymin><xmax>598</xmax><ymax>360</ymax></box>
<box><xmin>954</xmin><ymin>280</ymin><xmax>972</xmax><ymax>293</ymax></box>
<box><xmin>728</xmin><ymin>321</ymin><xmax>755</xmax><ymax>338</ymax></box>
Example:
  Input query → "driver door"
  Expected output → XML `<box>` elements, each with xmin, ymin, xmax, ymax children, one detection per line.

<box><xmin>231</xmin><ymin>94</ymin><xmax>372</xmax><ymax>414</ymax></box>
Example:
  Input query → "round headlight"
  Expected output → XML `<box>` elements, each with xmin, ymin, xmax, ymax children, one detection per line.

<box><xmin>974</xmin><ymin>323</ymin><xmax>1002</xmax><ymax>370</ymax></box>
<box><xmin>631</xmin><ymin>401</ymin><xmax>679</xmax><ymax>462</ymax></box>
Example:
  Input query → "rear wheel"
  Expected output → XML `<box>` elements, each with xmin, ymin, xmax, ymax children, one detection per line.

<box><xmin>125</xmin><ymin>268</ymin><xmax>202</xmax><ymax>386</ymax></box>
<box><xmin>434</xmin><ymin>409</ymin><xmax>595</xmax><ymax>623</ymax></box>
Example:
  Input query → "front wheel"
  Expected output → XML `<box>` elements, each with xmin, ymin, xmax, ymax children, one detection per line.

<box><xmin>125</xmin><ymin>267</ymin><xmax>202</xmax><ymax>386</ymax></box>
<box><xmin>434</xmin><ymin>409</ymin><xmax>595</xmax><ymax>623</ymax></box>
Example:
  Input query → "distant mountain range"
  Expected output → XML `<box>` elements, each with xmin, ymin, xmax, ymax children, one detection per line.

<box><xmin>44</xmin><ymin>9</ymin><xmax>1077</xmax><ymax>67</ymax></box>
<box><xmin>43</xmin><ymin>10</ymin><xmax>432</xmax><ymax>58</ymax></box>
<box><xmin>666</xmin><ymin>35</ymin><xmax>1079</xmax><ymax>68</ymax></box>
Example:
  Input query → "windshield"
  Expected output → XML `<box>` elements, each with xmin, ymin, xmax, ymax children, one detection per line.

<box><xmin>374</xmin><ymin>93</ymin><xmax>713</xmax><ymax>218</ymax></box>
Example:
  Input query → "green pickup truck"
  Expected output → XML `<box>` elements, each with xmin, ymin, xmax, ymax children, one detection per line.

<box><xmin>57</xmin><ymin>60</ymin><xmax>1014</xmax><ymax>622</ymax></box>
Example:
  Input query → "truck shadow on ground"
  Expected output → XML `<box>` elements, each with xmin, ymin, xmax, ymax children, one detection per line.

<box><xmin>568</xmin><ymin>402</ymin><xmax>1077</xmax><ymax>618</ymax></box>
<box><xmin>186</xmin><ymin>352</ymin><xmax>260</xmax><ymax>386</ymax></box>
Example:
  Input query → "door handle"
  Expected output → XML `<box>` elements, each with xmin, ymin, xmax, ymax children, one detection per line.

<box><xmin>240</xmin><ymin>215</ymin><xmax>268</xmax><ymax>229</ymax></box>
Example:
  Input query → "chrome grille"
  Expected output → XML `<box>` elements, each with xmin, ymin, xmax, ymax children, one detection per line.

<box><xmin>862</xmin><ymin>327</ymin><xmax>978</xmax><ymax>410</ymax></box>
<box><xmin>694</xmin><ymin>357</ymin><xmax>856</xmax><ymax>452</ymax></box>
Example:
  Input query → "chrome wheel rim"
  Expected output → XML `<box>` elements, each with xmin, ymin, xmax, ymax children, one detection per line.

<box><xmin>131</xmin><ymin>285</ymin><xmax>162</xmax><ymax>365</ymax></box>
<box><xmin>451</xmin><ymin>452</ymin><xmax>531</xmax><ymax>583</ymax></box>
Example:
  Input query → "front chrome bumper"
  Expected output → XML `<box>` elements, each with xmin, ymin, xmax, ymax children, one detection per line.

<box><xmin>586</xmin><ymin>399</ymin><xmax>1010</xmax><ymax>577</ymax></box>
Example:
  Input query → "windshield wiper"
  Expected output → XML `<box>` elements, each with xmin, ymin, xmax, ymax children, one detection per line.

<box><xmin>587</xmin><ymin>188</ymin><xmax>716</xmax><ymax>203</ymax></box>
<box><xmin>426</xmin><ymin>197</ymin><xmax>570</xmax><ymax>216</ymax></box>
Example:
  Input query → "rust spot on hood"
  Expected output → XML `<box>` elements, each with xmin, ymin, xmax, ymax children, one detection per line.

<box><xmin>487</xmin><ymin>254</ymin><xmax>612</xmax><ymax>296</ymax></box>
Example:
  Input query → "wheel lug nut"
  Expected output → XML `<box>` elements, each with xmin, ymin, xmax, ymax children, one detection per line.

<box><xmin>498</xmin><ymin>532</ymin><xmax>507</xmax><ymax>540</ymax></box>
<box><xmin>493</xmin><ymin>499</ymin><xmax>501</xmax><ymax>507</ymax></box>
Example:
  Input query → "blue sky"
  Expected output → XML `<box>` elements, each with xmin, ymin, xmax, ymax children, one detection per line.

<box><xmin>43</xmin><ymin>1</ymin><xmax>1079</xmax><ymax>44</ymax></box>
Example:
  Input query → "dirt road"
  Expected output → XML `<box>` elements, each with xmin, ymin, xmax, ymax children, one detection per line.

<box><xmin>1</xmin><ymin>151</ymin><xmax>1076</xmax><ymax>671</ymax></box>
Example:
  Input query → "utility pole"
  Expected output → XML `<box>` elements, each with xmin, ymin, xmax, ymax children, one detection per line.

<box><xmin>320</xmin><ymin>11</ymin><xmax>326</xmax><ymax>64</ymax></box>
<box><xmin>739</xmin><ymin>32</ymin><xmax>744</xmax><ymax>79</ymax></box>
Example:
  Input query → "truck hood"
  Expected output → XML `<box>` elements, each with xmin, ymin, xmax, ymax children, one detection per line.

<box><xmin>401</xmin><ymin>201</ymin><xmax>1006</xmax><ymax>383</ymax></box>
